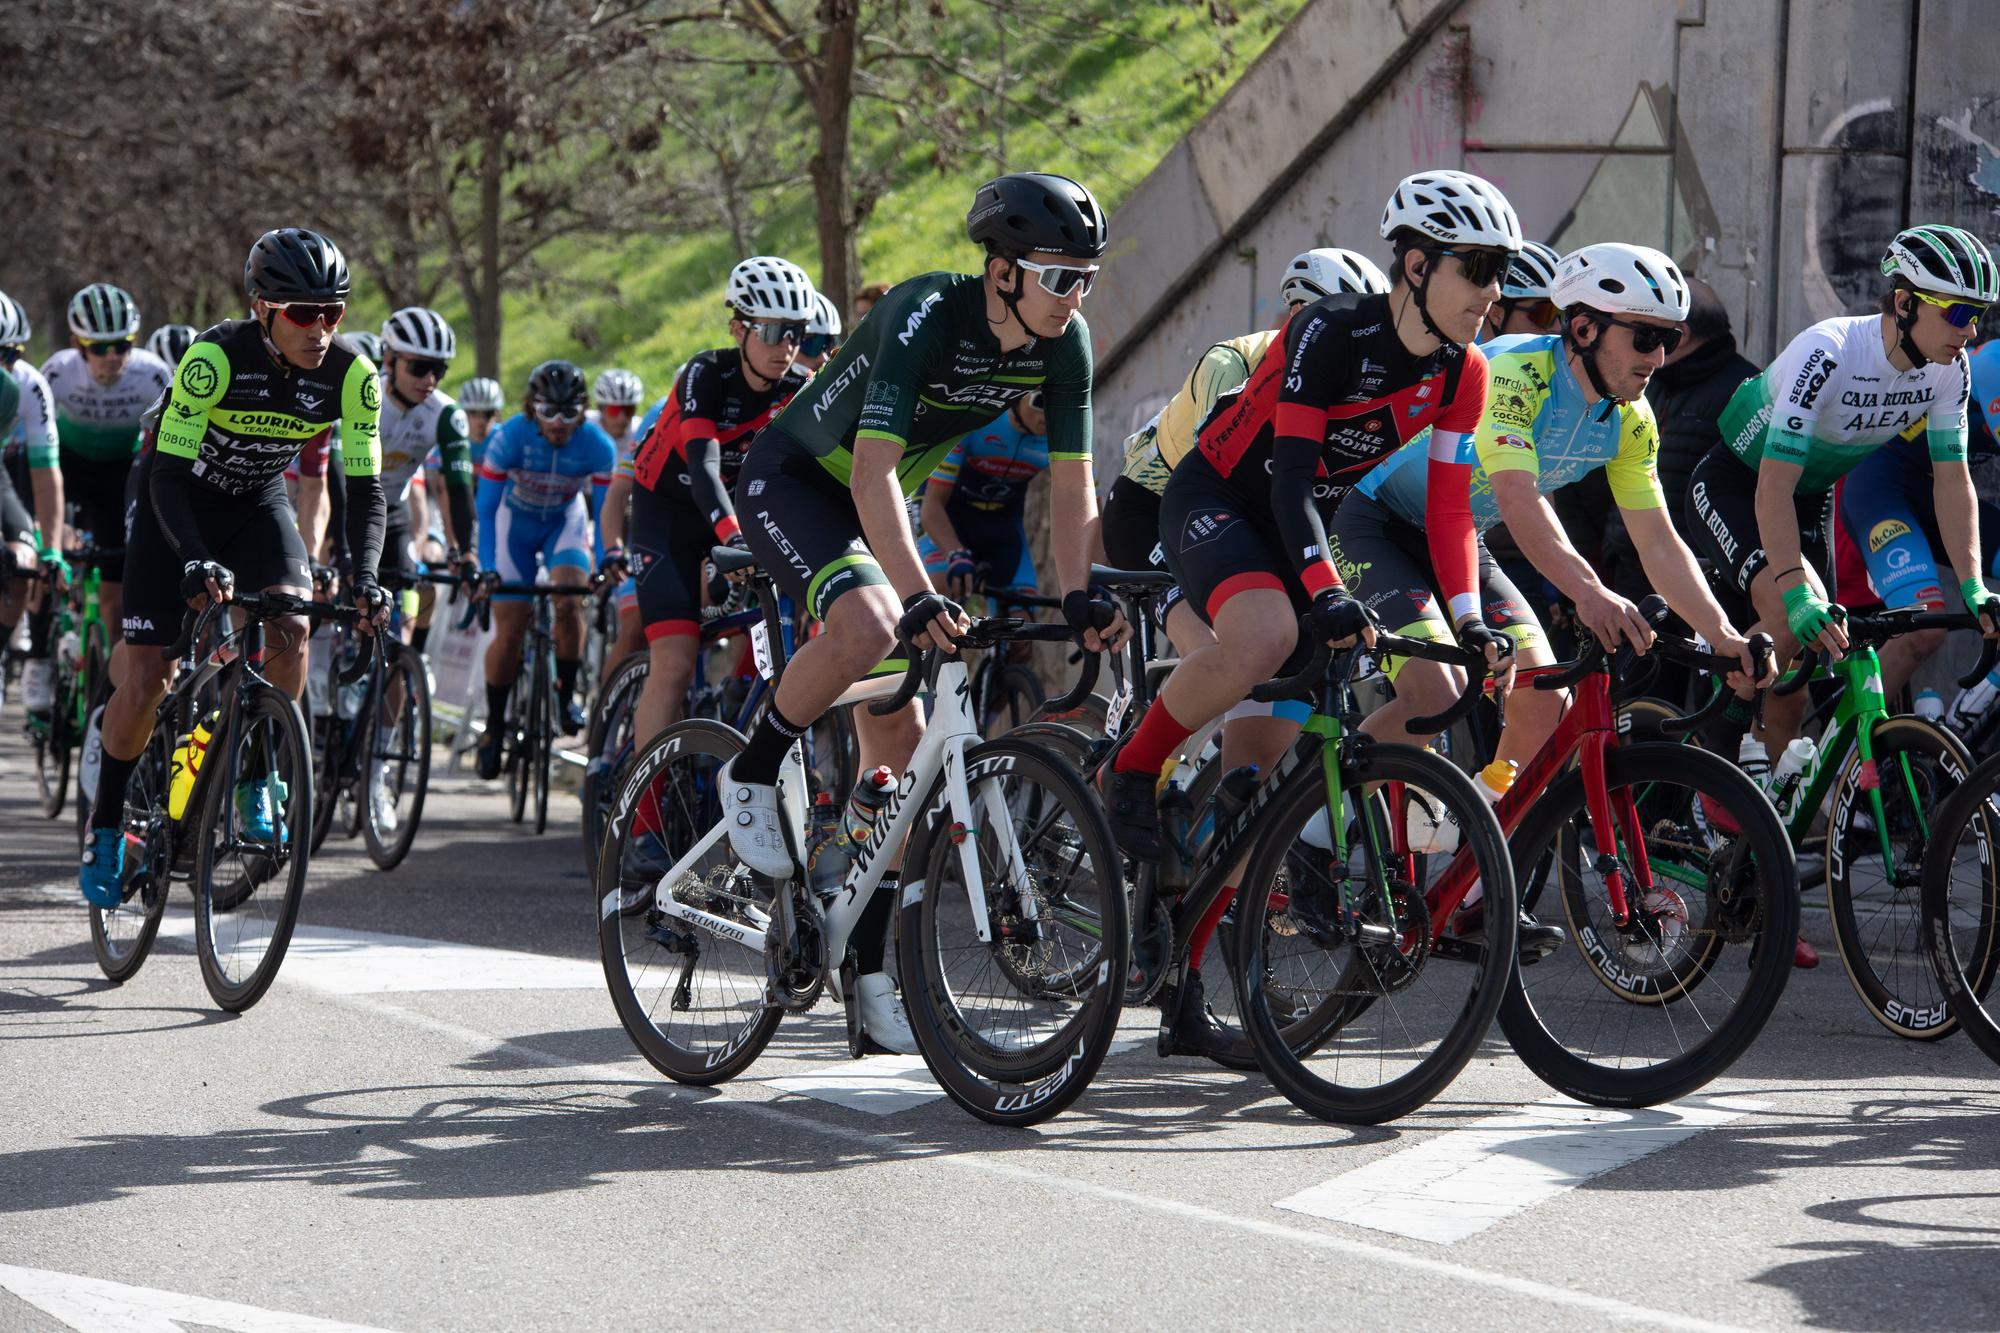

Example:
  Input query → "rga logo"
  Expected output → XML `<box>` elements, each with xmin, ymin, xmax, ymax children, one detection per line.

<box><xmin>1868</xmin><ymin>519</ymin><xmax>1911</xmax><ymax>552</ymax></box>
<box><xmin>1790</xmin><ymin>350</ymin><xmax>1835</xmax><ymax>410</ymax></box>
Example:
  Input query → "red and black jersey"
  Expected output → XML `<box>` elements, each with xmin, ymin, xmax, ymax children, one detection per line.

<box><xmin>1189</xmin><ymin>293</ymin><xmax>1486</xmax><ymax>604</ymax></box>
<box><xmin>631</xmin><ymin>348</ymin><xmax>807</xmax><ymax>539</ymax></box>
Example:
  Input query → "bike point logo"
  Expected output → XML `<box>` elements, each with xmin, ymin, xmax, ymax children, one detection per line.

<box><xmin>180</xmin><ymin>357</ymin><xmax>219</xmax><ymax>400</ymax></box>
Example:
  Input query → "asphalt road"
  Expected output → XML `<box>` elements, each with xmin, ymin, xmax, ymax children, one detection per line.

<box><xmin>4</xmin><ymin>709</ymin><xmax>1999</xmax><ymax>1332</ymax></box>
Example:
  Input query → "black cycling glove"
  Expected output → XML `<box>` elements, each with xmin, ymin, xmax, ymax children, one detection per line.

<box><xmin>180</xmin><ymin>560</ymin><xmax>234</xmax><ymax>604</ymax></box>
<box><xmin>1307</xmin><ymin>588</ymin><xmax>1370</xmax><ymax>644</ymax></box>
<box><xmin>898</xmin><ymin>591</ymin><xmax>965</xmax><ymax>645</ymax></box>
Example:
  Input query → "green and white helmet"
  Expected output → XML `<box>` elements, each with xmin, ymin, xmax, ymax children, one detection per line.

<box><xmin>0</xmin><ymin>291</ymin><xmax>29</xmax><ymax>346</ymax></box>
<box><xmin>68</xmin><ymin>283</ymin><xmax>140</xmax><ymax>340</ymax></box>
<box><xmin>1881</xmin><ymin>225</ymin><xmax>2000</xmax><ymax>303</ymax></box>
<box><xmin>458</xmin><ymin>377</ymin><xmax>505</xmax><ymax>411</ymax></box>
<box><xmin>346</xmin><ymin>330</ymin><xmax>383</xmax><ymax>364</ymax></box>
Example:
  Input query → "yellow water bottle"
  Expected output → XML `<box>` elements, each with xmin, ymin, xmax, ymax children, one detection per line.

<box><xmin>168</xmin><ymin>715</ymin><xmax>216</xmax><ymax>820</ymax></box>
<box><xmin>1476</xmin><ymin>758</ymin><xmax>1518</xmax><ymax>804</ymax></box>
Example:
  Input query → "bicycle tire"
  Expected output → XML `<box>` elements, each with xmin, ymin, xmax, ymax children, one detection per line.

<box><xmin>1500</xmin><ymin>742</ymin><xmax>1797</xmax><ymax>1107</ymax></box>
<box><xmin>34</xmin><ymin>639</ymin><xmax>78</xmax><ymax>818</ymax></box>
<box><xmin>1235</xmin><ymin>741</ymin><xmax>1516</xmax><ymax>1125</ymax></box>
<box><xmin>597</xmin><ymin>718</ymin><xmax>783</xmax><ymax>1085</ymax></box>
<box><xmin>508</xmin><ymin>662</ymin><xmax>533</xmax><ymax>824</ymax></box>
<box><xmin>1921</xmin><ymin>750</ymin><xmax>2000</xmax><ymax>1064</ymax></box>
<box><xmin>1827</xmin><ymin>715</ymin><xmax>1974</xmax><ymax>1039</ymax></box>
<box><xmin>89</xmin><ymin>741</ymin><xmax>172</xmax><ymax>983</ymax></box>
<box><xmin>363</xmin><ymin>643</ymin><xmax>432</xmax><ymax>870</ymax></box>
<box><xmin>898</xmin><ymin>736</ymin><xmax>1129</xmax><ymax>1126</ymax></box>
<box><xmin>194</xmin><ymin>683</ymin><xmax>312</xmax><ymax>1013</ymax></box>
<box><xmin>308</xmin><ymin>704</ymin><xmax>342</xmax><ymax>854</ymax></box>
<box><xmin>533</xmin><ymin>652</ymin><xmax>555</xmax><ymax>836</ymax></box>
<box><xmin>582</xmin><ymin>651</ymin><xmax>650</xmax><ymax>881</ymax></box>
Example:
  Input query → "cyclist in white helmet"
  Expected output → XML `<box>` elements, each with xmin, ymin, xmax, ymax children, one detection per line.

<box><xmin>144</xmin><ymin>324</ymin><xmax>198</xmax><ymax>369</ymax></box>
<box><xmin>1480</xmin><ymin>239</ymin><xmax>1562</xmax><ymax>341</ymax></box>
<box><xmin>456</xmin><ymin>376</ymin><xmax>506</xmax><ymax>468</ymax></box>
<box><xmin>615</xmin><ymin>256</ymin><xmax>814</xmax><ymax>746</ymax></box>
<box><xmin>1278</xmin><ymin>247</ymin><xmax>1390</xmax><ymax>307</ymax></box>
<box><xmin>799</xmin><ymin>291</ymin><xmax>843</xmax><ymax>373</ymax></box>
<box><xmin>0</xmin><ymin>291</ymin><xmax>59</xmax><ymax>691</ymax></box>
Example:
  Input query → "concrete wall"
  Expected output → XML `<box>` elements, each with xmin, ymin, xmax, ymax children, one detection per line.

<box><xmin>1090</xmin><ymin>0</ymin><xmax>2000</xmax><ymax>469</ymax></box>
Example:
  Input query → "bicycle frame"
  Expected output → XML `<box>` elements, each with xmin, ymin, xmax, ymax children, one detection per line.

<box><xmin>1778</xmin><ymin>646</ymin><xmax>1926</xmax><ymax>876</ymax></box>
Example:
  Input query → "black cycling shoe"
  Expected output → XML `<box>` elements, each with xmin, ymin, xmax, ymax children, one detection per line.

<box><xmin>562</xmin><ymin>700</ymin><xmax>587</xmax><ymax>736</ymax></box>
<box><xmin>1158</xmin><ymin>967</ymin><xmax>1236</xmax><ymax>1059</ymax></box>
<box><xmin>1285</xmin><ymin>878</ymin><xmax>1346</xmax><ymax>945</ymax></box>
<box><xmin>1100</xmin><ymin>766</ymin><xmax>1164</xmax><ymax>863</ymax></box>
<box><xmin>476</xmin><ymin>733</ymin><xmax>504</xmax><ymax>781</ymax></box>
<box><xmin>1451</xmin><ymin>899</ymin><xmax>1565</xmax><ymax>965</ymax></box>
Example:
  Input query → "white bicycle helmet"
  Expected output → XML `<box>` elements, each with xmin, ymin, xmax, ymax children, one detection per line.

<box><xmin>146</xmin><ymin>324</ymin><xmax>197</xmax><ymax>365</ymax></box>
<box><xmin>346</xmin><ymin>330</ymin><xmax>383</xmax><ymax>364</ymax></box>
<box><xmin>1379</xmin><ymin>170</ymin><xmax>1523</xmax><ymax>252</ymax></box>
<box><xmin>1501</xmin><ymin>240</ymin><xmax>1562</xmax><ymax>299</ymax></box>
<box><xmin>726</xmin><ymin>256</ymin><xmax>816</xmax><ymax>321</ymax></box>
<box><xmin>381</xmin><ymin>306</ymin><xmax>457</xmax><ymax>361</ymax></box>
<box><xmin>1280</xmin><ymin>248</ymin><xmax>1390</xmax><ymax>306</ymax></box>
<box><xmin>593</xmin><ymin>368</ymin><xmax>644</xmax><ymax>406</ymax></box>
<box><xmin>458</xmin><ymin>377</ymin><xmax>505</xmax><ymax>412</ymax></box>
<box><xmin>1882</xmin><ymin>225</ymin><xmax>2000</xmax><ymax>303</ymax></box>
<box><xmin>68</xmin><ymin>283</ymin><xmax>141</xmax><ymax>340</ymax></box>
<box><xmin>0</xmin><ymin>291</ymin><xmax>30</xmax><ymax>346</ymax></box>
<box><xmin>806</xmin><ymin>290</ymin><xmax>843</xmax><ymax>338</ymax></box>
<box><xmin>1551</xmin><ymin>243</ymin><xmax>1691</xmax><ymax>321</ymax></box>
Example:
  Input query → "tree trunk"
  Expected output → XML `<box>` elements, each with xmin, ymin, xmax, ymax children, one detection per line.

<box><xmin>807</xmin><ymin>0</ymin><xmax>860</xmax><ymax>310</ymax></box>
<box><xmin>474</xmin><ymin>128</ymin><xmax>504</xmax><ymax>381</ymax></box>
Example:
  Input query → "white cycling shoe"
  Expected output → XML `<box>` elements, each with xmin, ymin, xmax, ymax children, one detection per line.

<box><xmin>720</xmin><ymin>759</ymin><xmax>796</xmax><ymax>879</ymax></box>
<box><xmin>855</xmin><ymin>971</ymin><xmax>918</xmax><ymax>1055</ymax></box>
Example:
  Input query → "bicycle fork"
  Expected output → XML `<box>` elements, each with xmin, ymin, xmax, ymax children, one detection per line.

<box><xmin>1578</xmin><ymin>730</ymin><xmax>1652</xmax><ymax>926</ymax></box>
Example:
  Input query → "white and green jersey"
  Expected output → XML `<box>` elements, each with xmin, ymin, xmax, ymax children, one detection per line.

<box><xmin>40</xmin><ymin>347</ymin><xmax>174</xmax><ymax>463</ymax></box>
<box><xmin>378</xmin><ymin>388</ymin><xmax>470</xmax><ymax>503</ymax></box>
<box><xmin>8</xmin><ymin>360</ymin><xmax>58</xmax><ymax>467</ymax></box>
<box><xmin>1717</xmin><ymin>314</ymin><xmax>1968</xmax><ymax>493</ymax></box>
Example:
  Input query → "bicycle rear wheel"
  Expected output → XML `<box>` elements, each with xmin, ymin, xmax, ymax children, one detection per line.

<box><xmin>194</xmin><ymin>683</ymin><xmax>312</xmax><ymax>1012</ymax></box>
<box><xmin>532</xmin><ymin>653</ymin><xmax>555</xmax><ymax>835</ymax></box>
<box><xmin>33</xmin><ymin>650</ymin><xmax>76</xmax><ymax>818</ymax></box>
<box><xmin>89</xmin><ymin>742</ymin><xmax>172</xmax><ymax>983</ymax></box>
<box><xmin>1500</xmin><ymin>742</ymin><xmax>1797</xmax><ymax>1107</ymax></box>
<box><xmin>1921</xmin><ymin>752</ymin><xmax>2000</xmax><ymax>1063</ymax></box>
<box><xmin>507</xmin><ymin>665</ymin><xmax>533</xmax><ymax>823</ymax></box>
<box><xmin>363</xmin><ymin>643</ymin><xmax>432</xmax><ymax>870</ymax></box>
<box><xmin>1235</xmin><ymin>742</ymin><xmax>1516</xmax><ymax>1125</ymax></box>
<box><xmin>597</xmin><ymin>719</ymin><xmax>782</xmax><ymax>1084</ymax></box>
<box><xmin>1827</xmin><ymin>716</ymin><xmax>1972</xmax><ymax>1038</ymax></box>
<box><xmin>898</xmin><ymin>736</ymin><xmax>1128</xmax><ymax>1126</ymax></box>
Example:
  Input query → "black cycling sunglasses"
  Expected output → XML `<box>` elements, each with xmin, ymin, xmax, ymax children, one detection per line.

<box><xmin>1597</xmin><ymin>314</ymin><xmax>1685</xmax><ymax>356</ymax></box>
<box><xmin>800</xmin><ymin>333</ymin><xmax>838</xmax><ymax>358</ymax></box>
<box><xmin>401</xmin><ymin>357</ymin><xmax>449</xmax><ymax>380</ymax></box>
<box><xmin>1429</xmin><ymin>247</ymin><xmax>1510</xmax><ymax>289</ymax></box>
<box><xmin>81</xmin><ymin>338</ymin><xmax>135</xmax><ymax>356</ymax></box>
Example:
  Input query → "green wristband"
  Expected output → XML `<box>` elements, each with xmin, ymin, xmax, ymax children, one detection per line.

<box><xmin>1962</xmin><ymin>576</ymin><xmax>1990</xmax><ymax>609</ymax></box>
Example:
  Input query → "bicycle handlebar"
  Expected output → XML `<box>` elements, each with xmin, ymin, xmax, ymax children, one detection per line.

<box><xmin>1246</xmin><ymin>613</ymin><xmax>1491</xmax><ymax>735</ymax></box>
<box><xmin>1042</xmin><ymin>645</ymin><xmax>1101</xmax><ymax>715</ymax></box>
<box><xmin>869</xmin><ymin>618</ymin><xmax>1079</xmax><ymax>717</ymax></box>
<box><xmin>1773</xmin><ymin>608</ymin><xmax>1999</xmax><ymax>696</ymax></box>
<box><xmin>163</xmin><ymin>590</ymin><xmax>379</xmax><ymax>685</ymax></box>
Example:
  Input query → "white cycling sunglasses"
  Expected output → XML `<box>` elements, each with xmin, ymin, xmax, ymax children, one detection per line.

<box><xmin>1015</xmin><ymin>257</ymin><xmax>1099</xmax><ymax>299</ymax></box>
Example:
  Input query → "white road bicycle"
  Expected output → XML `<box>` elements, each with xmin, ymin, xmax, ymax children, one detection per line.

<box><xmin>597</xmin><ymin>546</ymin><xmax>1128</xmax><ymax>1126</ymax></box>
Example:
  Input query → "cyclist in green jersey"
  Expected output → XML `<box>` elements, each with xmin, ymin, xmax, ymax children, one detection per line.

<box><xmin>79</xmin><ymin>229</ymin><xmax>390</xmax><ymax>908</ymax></box>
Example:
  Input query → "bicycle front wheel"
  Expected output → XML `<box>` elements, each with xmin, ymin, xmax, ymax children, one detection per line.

<box><xmin>507</xmin><ymin>666</ymin><xmax>533</xmax><ymax>824</ymax></box>
<box><xmin>1921</xmin><ymin>751</ymin><xmax>2000</xmax><ymax>1064</ymax></box>
<box><xmin>597</xmin><ymin>719</ymin><xmax>782</xmax><ymax>1084</ymax></box>
<box><xmin>1828</xmin><ymin>716</ymin><xmax>1973</xmax><ymax>1038</ymax></box>
<box><xmin>533</xmin><ymin>654</ymin><xmax>555</xmax><ymax>836</ymax></box>
<box><xmin>1235</xmin><ymin>741</ymin><xmax>1516</xmax><ymax>1125</ymax></box>
<box><xmin>34</xmin><ymin>646</ymin><xmax>77</xmax><ymax>818</ymax></box>
<box><xmin>899</xmin><ymin>736</ymin><xmax>1128</xmax><ymax>1126</ymax></box>
<box><xmin>363</xmin><ymin>644</ymin><xmax>432</xmax><ymax>870</ymax></box>
<box><xmin>194</xmin><ymin>683</ymin><xmax>312</xmax><ymax>1012</ymax></box>
<box><xmin>1500</xmin><ymin>742</ymin><xmax>1797</xmax><ymax>1106</ymax></box>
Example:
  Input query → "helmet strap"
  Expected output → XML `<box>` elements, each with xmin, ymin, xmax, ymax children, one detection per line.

<box><xmin>732</xmin><ymin>320</ymin><xmax>779</xmax><ymax>392</ymax></box>
<box><xmin>1892</xmin><ymin>291</ymin><xmax>1930</xmax><ymax>368</ymax></box>
<box><xmin>255</xmin><ymin>307</ymin><xmax>301</xmax><ymax>375</ymax></box>
<box><xmin>1407</xmin><ymin>251</ymin><xmax>1458</xmax><ymax>349</ymax></box>
<box><xmin>988</xmin><ymin>256</ymin><xmax>1035</xmax><ymax>344</ymax></box>
<box><xmin>1567</xmin><ymin>314</ymin><xmax>1624</xmax><ymax>406</ymax></box>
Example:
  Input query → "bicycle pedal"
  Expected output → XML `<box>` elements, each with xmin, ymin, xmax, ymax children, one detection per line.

<box><xmin>1430</xmin><ymin>934</ymin><xmax>1486</xmax><ymax>964</ymax></box>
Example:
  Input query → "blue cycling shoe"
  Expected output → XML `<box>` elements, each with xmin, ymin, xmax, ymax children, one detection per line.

<box><xmin>80</xmin><ymin>826</ymin><xmax>126</xmax><ymax>909</ymax></box>
<box><xmin>235</xmin><ymin>775</ymin><xmax>290</xmax><ymax>844</ymax></box>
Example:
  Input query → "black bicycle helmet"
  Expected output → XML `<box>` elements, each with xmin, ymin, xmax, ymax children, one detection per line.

<box><xmin>245</xmin><ymin>228</ymin><xmax>351</xmax><ymax>303</ymax></box>
<box><xmin>965</xmin><ymin>173</ymin><xmax>1108</xmax><ymax>260</ymax></box>
<box><xmin>527</xmin><ymin>359</ymin><xmax>587</xmax><ymax>410</ymax></box>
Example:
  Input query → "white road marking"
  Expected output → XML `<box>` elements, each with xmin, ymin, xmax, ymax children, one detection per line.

<box><xmin>154</xmin><ymin>913</ymin><xmax>602</xmax><ymax>994</ymax></box>
<box><xmin>0</xmin><ymin>1263</ymin><xmax>402</xmax><ymax>1333</ymax></box>
<box><xmin>1275</xmin><ymin>1094</ymin><xmax>1769</xmax><ymax>1244</ymax></box>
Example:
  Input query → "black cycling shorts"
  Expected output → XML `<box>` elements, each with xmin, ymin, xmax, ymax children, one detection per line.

<box><xmin>1158</xmin><ymin>450</ymin><xmax>1308</xmax><ymax>625</ymax></box>
<box><xmin>1328</xmin><ymin>492</ymin><xmax>1545</xmax><ymax>679</ymax></box>
<box><xmin>1685</xmin><ymin>445</ymin><xmax>1835</xmax><ymax>606</ymax></box>
<box><xmin>121</xmin><ymin>456</ymin><xmax>314</xmax><ymax>647</ymax></box>
<box><xmin>629</xmin><ymin>481</ymin><xmax>720</xmax><ymax>640</ymax></box>
<box><xmin>60</xmin><ymin>450</ymin><xmax>135</xmax><ymax>580</ymax></box>
<box><xmin>1100</xmin><ymin>475</ymin><xmax>1187</xmax><ymax>623</ymax></box>
<box><xmin>735</xmin><ymin>429</ymin><xmax>890</xmax><ymax>621</ymax></box>
<box><xmin>0</xmin><ymin>456</ymin><xmax>32</xmax><ymax>547</ymax></box>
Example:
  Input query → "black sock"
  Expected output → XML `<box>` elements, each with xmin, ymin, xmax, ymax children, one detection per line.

<box><xmin>854</xmin><ymin>874</ymin><xmax>896</xmax><ymax>973</ymax></box>
<box><xmin>556</xmin><ymin>657</ymin><xmax>580</xmax><ymax>707</ymax></box>
<box><xmin>1699</xmin><ymin>692</ymin><xmax>1755</xmax><ymax>758</ymax></box>
<box><xmin>734</xmin><ymin>701</ymin><xmax>810</xmax><ymax>785</ymax></box>
<box><xmin>26</xmin><ymin>602</ymin><xmax>53</xmax><ymax>656</ymax></box>
<box><xmin>485</xmin><ymin>680</ymin><xmax>511</xmax><ymax>735</ymax></box>
<box><xmin>409</xmin><ymin>625</ymin><xmax>430</xmax><ymax>655</ymax></box>
<box><xmin>92</xmin><ymin>752</ymin><xmax>139</xmax><ymax>831</ymax></box>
